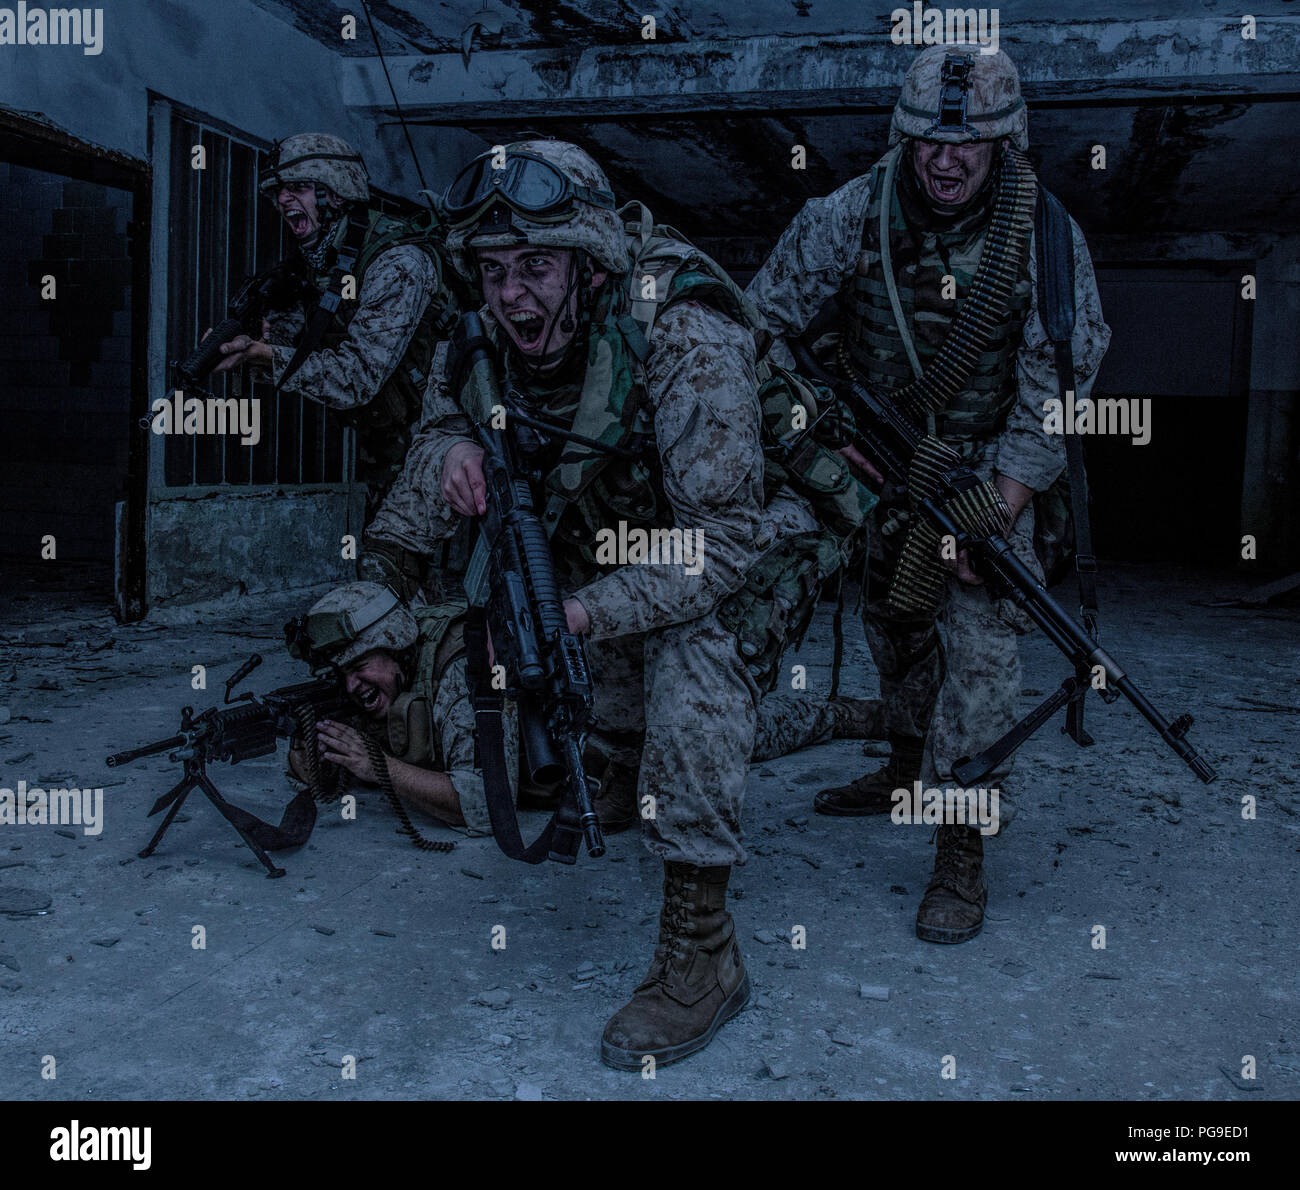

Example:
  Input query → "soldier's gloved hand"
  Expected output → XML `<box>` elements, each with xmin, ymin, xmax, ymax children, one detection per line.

<box><xmin>441</xmin><ymin>440</ymin><xmax>488</xmax><ymax>516</ymax></box>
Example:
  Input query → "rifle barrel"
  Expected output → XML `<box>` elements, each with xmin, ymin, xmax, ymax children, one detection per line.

<box><xmin>106</xmin><ymin>735</ymin><xmax>186</xmax><ymax>767</ymax></box>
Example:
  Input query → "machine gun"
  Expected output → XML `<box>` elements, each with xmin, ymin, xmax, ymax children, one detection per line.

<box><xmin>451</xmin><ymin>311</ymin><xmax>606</xmax><ymax>865</ymax></box>
<box><xmin>172</xmin><ymin>260</ymin><xmax>305</xmax><ymax>392</ymax></box>
<box><xmin>787</xmin><ymin>339</ymin><xmax>1218</xmax><ymax>788</ymax></box>
<box><xmin>107</xmin><ymin>654</ymin><xmax>347</xmax><ymax>877</ymax></box>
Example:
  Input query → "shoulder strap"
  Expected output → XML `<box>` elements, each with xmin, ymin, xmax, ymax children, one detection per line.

<box><xmin>277</xmin><ymin>207</ymin><xmax>370</xmax><ymax>393</ymax></box>
<box><xmin>1035</xmin><ymin>186</ymin><xmax>1099</xmax><ymax>638</ymax></box>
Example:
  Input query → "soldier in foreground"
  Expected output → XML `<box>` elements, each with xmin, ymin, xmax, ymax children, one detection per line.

<box><xmin>287</xmin><ymin>582</ymin><xmax>885</xmax><ymax>841</ymax></box>
<box><xmin>211</xmin><ymin>133</ymin><xmax>462</xmax><ymax>601</ymax></box>
<box><xmin>373</xmin><ymin>139</ymin><xmax>876</xmax><ymax>1067</ymax></box>
<box><xmin>747</xmin><ymin>45</ymin><xmax>1111</xmax><ymax>942</ymax></box>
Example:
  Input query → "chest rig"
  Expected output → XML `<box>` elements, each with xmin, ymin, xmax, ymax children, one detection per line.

<box><xmin>459</xmin><ymin>204</ymin><xmax>875</xmax><ymax>692</ymax></box>
<box><xmin>295</xmin><ymin>207</ymin><xmax>461</xmax><ymax>496</ymax></box>
<box><xmin>845</xmin><ymin>142</ymin><xmax>1036</xmax><ymax>443</ymax></box>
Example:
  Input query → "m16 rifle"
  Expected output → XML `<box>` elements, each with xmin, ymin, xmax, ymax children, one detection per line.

<box><xmin>451</xmin><ymin>311</ymin><xmax>606</xmax><ymax>865</ymax></box>
<box><xmin>787</xmin><ymin>339</ymin><xmax>1218</xmax><ymax>788</ymax></box>
<box><xmin>107</xmin><ymin>654</ymin><xmax>347</xmax><ymax>877</ymax></box>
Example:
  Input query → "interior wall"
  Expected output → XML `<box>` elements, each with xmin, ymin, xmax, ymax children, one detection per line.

<box><xmin>0</xmin><ymin>162</ymin><xmax>132</xmax><ymax>570</ymax></box>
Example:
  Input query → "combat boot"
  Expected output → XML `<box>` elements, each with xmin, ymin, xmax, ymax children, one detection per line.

<box><xmin>814</xmin><ymin>733</ymin><xmax>924</xmax><ymax>816</ymax></box>
<box><xmin>915</xmin><ymin>824</ymin><xmax>987</xmax><ymax>944</ymax></box>
<box><xmin>600</xmin><ymin>862</ymin><xmax>750</xmax><ymax>1070</ymax></box>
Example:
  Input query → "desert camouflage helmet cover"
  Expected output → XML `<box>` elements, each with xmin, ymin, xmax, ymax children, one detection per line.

<box><xmin>889</xmin><ymin>45</ymin><xmax>1029</xmax><ymax>151</ymax></box>
<box><xmin>445</xmin><ymin>140</ymin><xmax>629</xmax><ymax>279</ymax></box>
<box><xmin>300</xmin><ymin>582</ymin><xmax>417</xmax><ymax>668</ymax></box>
<box><xmin>259</xmin><ymin>132</ymin><xmax>370</xmax><ymax>203</ymax></box>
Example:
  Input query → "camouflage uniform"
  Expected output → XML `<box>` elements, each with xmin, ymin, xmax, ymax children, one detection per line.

<box><xmin>252</xmin><ymin>133</ymin><xmax>460</xmax><ymax>601</ymax></box>
<box><xmin>285</xmin><ymin>584</ymin><xmax>506</xmax><ymax>837</ymax></box>
<box><xmin>747</xmin><ymin>50</ymin><xmax>1111</xmax><ymax>823</ymax></box>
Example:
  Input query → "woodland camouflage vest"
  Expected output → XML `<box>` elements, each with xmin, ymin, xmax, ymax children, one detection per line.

<box><xmin>846</xmin><ymin>143</ymin><xmax>1034</xmax><ymax>441</ymax></box>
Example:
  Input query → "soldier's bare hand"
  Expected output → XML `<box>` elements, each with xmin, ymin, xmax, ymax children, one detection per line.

<box><xmin>945</xmin><ymin>548</ymin><xmax>984</xmax><ymax>586</ymax></box>
<box><xmin>316</xmin><ymin>720</ymin><xmax>378</xmax><ymax>783</ymax></box>
<box><xmin>442</xmin><ymin>440</ymin><xmax>488</xmax><ymax>516</ymax></box>
<box><xmin>212</xmin><ymin>334</ymin><xmax>272</xmax><ymax>373</ymax></box>
<box><xmin>837</xmin><ymin>442</ymin><xmax>885</xmax><ymax>487</ymax></box>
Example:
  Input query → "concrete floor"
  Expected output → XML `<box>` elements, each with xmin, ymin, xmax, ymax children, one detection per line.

<box><xmin>0</xmin><ymin>563</ymin><xmax>1296</xmax><ymax>1100</ymax></box>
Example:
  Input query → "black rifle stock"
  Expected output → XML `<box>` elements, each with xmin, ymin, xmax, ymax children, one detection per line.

<box><xmin>107</xmin><ymin>655</ymin><xmax>347</xmax><ymax>876</ymax></box>
<box><xmin>173</xmin><ymin>261</ymin><xmax>304</xmax><ymax>391</ymax></box>
<box><xmin>452</xmin><ymin>311</ymin><xmax>605</xmax><ymax>865</ymax></box>
<box><xmin>788</xmin><ymin>340</ymin><xmax>1218</xmax><ymax>788</ymax></box>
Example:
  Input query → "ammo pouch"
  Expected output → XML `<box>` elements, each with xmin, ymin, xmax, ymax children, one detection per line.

<box><xmin>386</xmin><ymin>692</ymin><xmax>432</xmax><ymax>766</ymax></box>
<box><xmin>716</xmin><ymin>365</ymin><xmax>880</xmax><ymax>693</ymax></box>
<box><xmin>717</xmin><ymin>529</ymin><xmax>843</xmax><ymax>694</ymax></box>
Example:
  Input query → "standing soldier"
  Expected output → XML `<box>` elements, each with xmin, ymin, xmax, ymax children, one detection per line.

<box><xmin>212</xmin><ymin>132</ymin><xmax>462</xmax><ymax>601</ymax></box>
<box><xmin>383</xmin><ymin>140</ymin><xmax>870</xmax><ymax>1068</ymax></box>
<box><xmin>747</xmin><ymin>46</ymin><xmax>1111</xmax><ymax>943</ymax></box>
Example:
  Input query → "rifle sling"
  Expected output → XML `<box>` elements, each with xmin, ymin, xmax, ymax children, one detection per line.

<box><xmin>209</xmin><ymin>781</ymin><xmax>318</xmax><ymax>851</ymax></box>
<box><xmin>1035</xmin><ymin>186</ymin><xmax>1099</xmax><ymax>638</ymax></box>
<box><xmin>275</xmin><ymin>208</ymin><xmax>371</xmax><ymax>395</ymax></box>
<box><xmin>463</xmin><ymin>604</ymin><xmax>557</xmax><ymax>864</ymax></box>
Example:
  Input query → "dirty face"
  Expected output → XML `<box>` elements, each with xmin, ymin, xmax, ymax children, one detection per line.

<box><xmin>275</xmin><ymin>180</ymin><xmax>324</xmax><ymax>245</ymax></box>
<box><xmin>343</xmin><ymin>650</ymin><xmax>403</xmax><ymax>719</ymax></box>
<box><xmin>477</xmin><ymin>246</ymin><xmax>606</xmax><ymax>365</ymax></box>
<box><xmin>911</xmin><ymin>139</ymin><xmax>998</xmax><ymax>213</ymax></box>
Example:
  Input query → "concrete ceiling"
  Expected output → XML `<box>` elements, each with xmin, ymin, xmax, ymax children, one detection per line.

<box><xmin>248</xmin><ymin>1</ymin><xmax>1300</xmax><ymax>267</ymax></box>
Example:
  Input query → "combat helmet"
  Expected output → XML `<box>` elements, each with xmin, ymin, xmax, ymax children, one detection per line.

<box><xmin>889</xmin><ymin>45</ymin><xmax>1028</xmax><ymax>150</ymax></box>
<box><xmin>258</xmin><ymin>132</ymin><xmax>371</xmax><ymax>204</ymax></box>
<box><xmin>285</xmin><ymin>582</ymin><xmax>416</xmax><ymax>670</ymax></box>
<box><xmin>443</xmin><ymin>140</ymin><xmax>628</xmax><ymax>281</ymax></box>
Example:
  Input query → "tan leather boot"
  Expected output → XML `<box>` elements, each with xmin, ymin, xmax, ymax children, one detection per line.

<box><xmin>600</xmin><ymin>863</ymin><xmax>750</xmax><ymax>1070</ymax></box>
<box><xmin>915</xmin><ymin>824</ymin><xmax>987</xmax><ymax>943</ymax></box>
<box><xmin>814</xmin><ymin>733</ymin><xmax>924</xmax><ymax>816</ymax></box>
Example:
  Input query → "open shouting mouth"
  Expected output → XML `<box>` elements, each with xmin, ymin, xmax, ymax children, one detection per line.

<box><xmin>282</xmin><ymin>206</ymin><xmax>314</xmax><ymax>238</ymax></box>
<box><xmin>505</xmin><ymin>308</ymin><xmax>549</xmax><ymax>353</ymax></box>
<box><xmin>353</xmin><ymin>684</ymin><xmax>385</xmax><ymax>715</ymax></box>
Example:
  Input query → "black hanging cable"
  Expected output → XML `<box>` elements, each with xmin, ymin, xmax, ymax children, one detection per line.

<box><xmin>359</xmin><ymin>0</ymin><xmax>430</xmax><ymax>195</ymax></box>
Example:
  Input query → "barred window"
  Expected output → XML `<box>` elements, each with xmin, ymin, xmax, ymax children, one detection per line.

<box><xmin>163</xmin><ymin>112</ymin><xmax>346</xmax><ymax>488</ymax></box>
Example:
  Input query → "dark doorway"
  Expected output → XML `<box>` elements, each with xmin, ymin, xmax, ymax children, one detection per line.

<box><xmin>1088</xmin><ymin>263</ymin><xmax>1252</xmax><ymax>568</ymax></box>
<box><xmin>0</xmin><ymin>112</ymin><xmax>150</xmax><ymax>620</ymax></box>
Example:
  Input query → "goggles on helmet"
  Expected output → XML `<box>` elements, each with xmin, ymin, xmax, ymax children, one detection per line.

<box><xmin>284</xmin><ymin>587</ymin><xmax>400</xmax><ymax>666</ymax></box>
<box><xmin>444</xmin><ymin>149</ymin><xmax>615</xmax><ymax>227</ymax></box>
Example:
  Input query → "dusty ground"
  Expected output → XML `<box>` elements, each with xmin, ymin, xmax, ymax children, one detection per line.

<box><xmin>0</xmin><ymin>562</ymin><xmax>1296</xmax><ymax>1101</ymax></box>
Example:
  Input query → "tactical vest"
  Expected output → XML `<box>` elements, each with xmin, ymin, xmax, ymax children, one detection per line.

<box><xmin>465</xmin><ymin>204</ymin><xmax>876</xmax><ymax>692</ymax></box>
<box><xmin>384</xmin><ymin>601</ymin><xmax>467</xmax><ymax>769</ymax></box>
<box><xmin>846</xmin><ymin>143</ymin><xmax>1034</xmax><ymax>442</ymax></box>
<box><xmin>308</xmin><ymin>209</ymin><xmax>460</xmax><ymax>503</ymax></box>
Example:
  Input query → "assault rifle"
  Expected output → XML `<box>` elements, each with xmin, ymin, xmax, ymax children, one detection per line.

<box><xmin>173</xmin><ymin>260</ymin><xmax>305</xmax><ymax>391</ymax></box>
<box><xmin>451</xmin><ymin>311</ymin><xmax>606</xmax><ymax>865</ymax></box>
<box><xmin>107</xmin><ymin>654</ymin><xmax>347</xmax><ymax>877</ymax></box>
<box><xmin>788</xmin><ymin>340</ymin><xmax>1218</xmax><ymax>787</ymax></box>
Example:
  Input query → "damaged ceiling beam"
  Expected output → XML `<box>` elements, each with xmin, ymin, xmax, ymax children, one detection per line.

<box><xmin>339</xmin><ymin>18</ymin><xmax>1300</xmax><ymax>125</ymax></box>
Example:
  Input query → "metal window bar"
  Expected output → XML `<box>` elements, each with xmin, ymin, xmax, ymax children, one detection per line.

<box><xmin>163</xmin><ymin>112</ymin><xmax>345</xmax><ymax>489</ymax></box>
